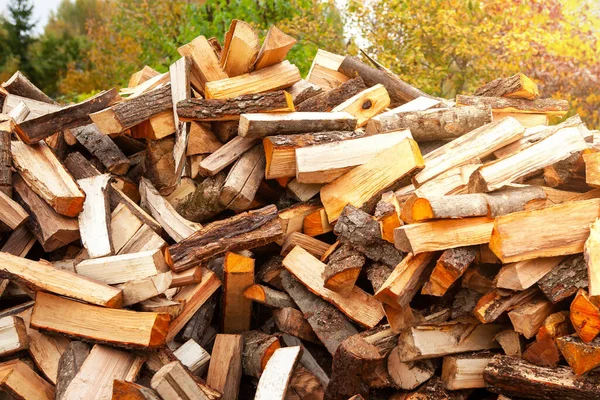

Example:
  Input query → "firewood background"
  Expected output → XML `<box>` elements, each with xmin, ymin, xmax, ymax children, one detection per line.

<box><xmin>0</xmin><ymin>11</ymin><xmax>600</xmax><ymax>400</ymax></box>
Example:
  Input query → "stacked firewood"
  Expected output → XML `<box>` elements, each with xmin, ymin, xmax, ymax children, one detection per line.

<box><xmin>1</xmin><ymin>17</ymin><xmax>600</xmax><ymax>400</ymax></box>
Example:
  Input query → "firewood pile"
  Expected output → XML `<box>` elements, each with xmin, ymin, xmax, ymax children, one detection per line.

<box><xmin>1</xmin><ymin>17</ymin><xmax>600</xmax><ymax>400</ymax></box>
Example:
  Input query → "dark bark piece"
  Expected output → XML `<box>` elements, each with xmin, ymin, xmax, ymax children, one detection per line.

<box><xmin>483</xmin><ymin>355</ymin><xmax>600</xmax><ymax>400</ymax></box>
<box><xmin>256</xmin><ymin>255</ymin><xmax>285</xmax><ymax>289</ymax></box>
<box><xmin>537</xmin><ymin>254</ymin><xmax>587</xmax><ymax>303</ymax></box>
<box><xmin>2</xmin><ymin>71</ymin><xmax>58</xmax><ymax>104</ymax></box>
<box><xmin>0</xmin><ymin>127</ymin><xmax>10</xmax><ymax>197</ymax></box>
<box><xmin>145</xmin><ymin>137</ymin><xmax>177</xmax><ymax>195</ymax></box>
<box><xmin>334</xmin><ymin>205</ymin><xmax>403</xmax><ymax>267</ymax></box>
<box><xmin>369</xmin><ymin>106</ymin><xmax>492</xmax><ymax>141</ymax></box>
<box><xmin>181</xmin><ymin>294</ymin><xmax>217</xmax><ymax>343</ymax></box>
<box><xmin>239</xmin><ymin>112</ymin><xmax>357</xmax><ymax>139</ymax></box>
<box><xmin>422</xmin><ymin>246</ymin><xmax>477</xmax><ymax>296</ymax></box>
<box><xmin>451</xmin><ymin>288</ymin><xmax>482</xmax><ymax>323</ymax></box>
<box><xmin>281</xmin><ymin>270</ymin><xmax>358</xmax><ymax>355</ymax></box>
<box><xmin>176</xmin><ymin>173</ymin><xmax>226</xmax><ymax>223</ymax></box>
<box><xmin>288</xmin><ymin>79</ymin><xmax>322</xmax><ymax>105</ymax></box>
<box><xmin>212</xmin><ymin>121</ymin><xmax>238</xmax><ymax>143</ymax></box>
<box><xmin>323</xmin><ymin>243</ymin><xmax>366</xmax><ymax>296</ymax></box>
<box><xmin>16</xmin><ymin>88</ymin><xmax>117</xmax><ymax>144</ymax></box>
<box><xmin>55</xmin><ymin>341</ymin><xmax>91</xmax><ymax>400</ymax></box>
<box><xmin>166</xmin><ymin>204</ymin><xmax>283</xmax><ymax>271</ymax></box>
<box><xmin>242</xmin><ymin>330</ymin><xmax>281</xmax><ymax>378</ymax></box>
<box><xmin>177</xmin><ymin>91</ymin><xmax>292</xmax><ymax>121</ymax></box>
<box><xmin>365</xmin><ymin>262</ymin><xmax>393</xmax><ymax>292</ymax></box>
<box><xmin>296</xmin><ymin>77</ymin><xmax>367</xmax><ymax>112</ymax></box>
<box><xmin>338</xmin><ymin>56</ymin><xmax>436</xmax><ymax>106</ymax></box>
<box><xmin>456</xmin><ymin>94</ymin><xmax>570</xmax><ymax>113</ymax></box>
<box><xmin>71</xmin><ymin>123</ymin><xmax>130</xmax><ymax>174</ymax></box>
<box><xmin>286</xmin><ymin>365</ymin><xmax>325</xmax><ymax>400</ymax></box>
<box><xmin>474</xmin><ymin>73</ymin><xmax>539</xmax><ymax>99</ymax></box>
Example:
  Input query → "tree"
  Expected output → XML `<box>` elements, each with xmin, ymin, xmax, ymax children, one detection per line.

<box><xmin>2</xmin><ymin>0</ymin><xmax>36</xmax><ymax>78</ymax></box>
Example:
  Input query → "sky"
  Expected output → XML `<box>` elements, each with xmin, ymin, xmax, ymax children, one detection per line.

<box><xmin>0</xmin><ymin>0</ymin><xmax>62</xmax><ymax>34</ymax></box>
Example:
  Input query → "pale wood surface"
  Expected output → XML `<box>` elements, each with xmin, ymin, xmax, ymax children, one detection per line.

<box><xmin>0</xmin><ymin>359</ymin><xmax>54</xmax><ymax>400</ymax></box>
<box><xmin>0</xmin><ymin>189</ymin><xmax>28</xmax><ymax>229</ymax></box>
<box><xmin>255</xmin><ymin>25</ymin><xmax>296</xmax><ymax>70</ymax></box>
<box><xmin>206</xmin><ymin>334</ymin><xmax>243</xmax><ymax>400</ymax></box>
<box><xmin>255</xmin><ymin>346</ymin><xmax>302</xmax><ymax>400</ymax></box>
<box><xmin>78</xmin><ymin>174</ymin><xmax>113</xmax><ymax>258</ymax></box>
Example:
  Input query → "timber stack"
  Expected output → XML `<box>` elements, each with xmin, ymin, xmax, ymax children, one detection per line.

<box><xmin>0</xmin><ymin>17</ymin><xmax>599</xmax><ymax>400</ymax></box>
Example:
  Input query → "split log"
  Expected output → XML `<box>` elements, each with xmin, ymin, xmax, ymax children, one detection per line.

<box><xmin>281</xmin><ymin>232</ymin><xmax>330</xmax><ymax>258</ymax></box>
<box><xmin>71</xmin><ymin>124</ymin><xmax>130</xmax><ymax>174</ymax></box>
<box><xmin>2</xmin><ymin>71</ymin><xmax>57</xmax><ymax>104</ymax></box>
<box><xmin>130</xmin><ymin>110</ymin><xmax>175</xmax><ymax>140</ymax></box>
<box><xmin>570</xmin><ymin>289</ymin><xmax>600</xmax><ymax>343</ymax></box>
<box><xmin>413</xmin><ymin>117</ymin><xmax>525</xmax><ymax>186</ymax></box>
<box><xmin>321</xmin><ymin>138</ymin><xmax>424</xmax><ymax>222</ymax></box>
<box><xmin>281</xmin><ymin>334</ymin><xmax>329</xmax><ymax>387</ymax></box>
<box><xmin>392</xmin><ymin>323</ymin><xmax>502</xmax><ymax>362</ymax></box>
<box><xmin>461</xmin><ymin>265</ymin><xmax>497</xmax><ymax>294</ymax></box>
<box><xmin>0</xmin><ymin>189</ymin><xmax>28</xmax><ymax>229</ymax></box>
<box><xmin>557</xmin><ymin>335</ymin><xmax>600</xmax><ymax>375</ymax></box>
<box><xmin>140</xmin><ymin>298</ymin><xmax>183</xmax><ymax>319</ymax></box>
<box><xmin>410</xmin><ymin>163</ymin><xmax>482</xmax><ymax>199</ymax></box>
<box><xmin>55</xmin><ymin>341</ymin><xmax>90</xmax><ymax>400</ymax></box>
<box><xmin>221</xmin><ymin>19</ymin><xmax>260</xmax><ymax>76</ymax></box>
<box><xmin>91</xmin><ymin>85</ymin><xmax>173</xmax><ymax>135</ymax></box>
<box><xmin>241</xmin><ymin>330</ymin><xmax>281</xmax><ymax>378</ymax></box>
<box><xmin>286</xmin><ymin>365</ymin><xmax>324</xmax><ymax>400</ymax></box>
<box><xmin>0</xmin><ymin>315</ymin><xmax>28</xmax><ymax>358</ymax></box>
<box><xmin>306</xmin><ymin>49</ymin><xmax>347</xmax><ymax>90</ymax></box>
<box><xmin>288</xmin><ymin>79</ymin><xmax>322</xmax><ymax>105</ymax></box>
<box><xmin>387</xmin><ymin>355</ymin><xmax>436</xmax><ymax>390</ymax></box>
<box><xmin>180</xmin><ymin>293</ymin><xmax>217</xmax><ymax>343</ymax></box>
<box><xmin>508</xmin><ymin>297</ymin><xmax>555</xmax><ymax>339</ymax></box>
<box><xmin>177</xmin><ymin>35</ymin><xmax>227</xmax><ymax>93</ymax></box>
<box><xmin>118</xmin><ymin>272</ymin><xmax>172</xmax><ymax>307</ymax></box>
<box><xmin>338</xmin><ymin>55</ymin><xmax>434</xmax><ymax>106</ymax></box>
<box><xmin>451</xmin><ymin>288</ymin><xmax>482</xmax><ymax>323</ymax></box>
<box><xmin>489</xmin><ymin>198</ymin><xmax>600</xmax><ymax>263</ymax></box>
<box><xmin>238</xmin><ymin>111</ymin><xmax>357</xmax><ymax>139</ymax></box>
<box><xmin>173</xmin><ymin>339</ymin><xmax>211</xmax><ymax>375</ymax></box>
<box><xmin>0</xmin><ymin>359</ymin><xmax>54</xmax><ymax>400</ymax></box>
<box><xmin>474</xmin><ymin>73</ymin><xmax>539</xmax><ymax>99</ymax></box>
<box><xmin>282</xmin><ymin>246</ymin><xmax>385</xmax><ymax>328</ymax></box>
<box><xmin>483</xmin><ymin>355</ymin><xmax>600</xmax><ymax>400</ymax></box>
<box><xmin>206</xmin><ymin>334</ymin><xmax>243</xmax><ymax>400</ymax></box>
<box><xmin>198</xmin><ymin>136</ymin><xmax>259</xmax><ymax>176</ymax></box>
<box><xmin>255</xmin><ymin>25</ymin><xmax>296</xmax><ymax>70</ymax></box>
<box><xmin>394</xmin><ymin>217</ymin><xmax>494</xmax><ymax>254</ymax></box>
<box><xmin>177</xmin><ymin>91</ymin><xmax>293</xmax><ymax>122</ymax></box>
<box><xmin>11</xmin><ymin>141</ymin><xmax>85</xmax><ymax>217</ymax></box>
<box><xmin>112</xmin><ymin>381</ymin><xmax>161</xmax><ymax>400</ymax></box>
<box><xmin>151</xmin><ymin>361</ymin><xmax>219</xmax><ymax>400</ymax></box>
<box><xmin>166</xmin><ymin>204</ymin><xmax>283</xmax><ymax>271</ymax></box>
<box><xmin>375</xmin><ymin>191</ymin><xmax>402</xmax><ymax>243</ymax></box>
<box><xmin>0</xmin><ymin>118</ymin><xmax>12</xmax><ymax>197</ymax></box>
<box><xmin>537</xmin><ymin>254</ymin><xmax>587</xmax><ymax>303</ymax></box>
<box><xmin>495</xmin><ymin>330</ymin><xmax>523</xmax><ymax>357</ymax></box>
<box><xmin>295</xmin><ymin>129</ymin><xmax>412</xmax><ymax>184</ymax></box>
<box><xmin>1</xmin><ymin>226</ymin><xmax>36</xmax><ymax>259</ymax></box>
<box><xmin>522</xmin><ymin>311</ymin><xmax>570</xmax><ymax>367</ymax></box>
<box><xmin>264</xmin><ymin>130</ymin><xmax>365</xmax><ymax>179</ymax></box>
<box><xmin>474</xmin><ymin>287</ymin><xmax>538</xmax><ymax>324</ymax></box>
<box><xmin>365</xmin><ymin>262</ymin><xmax>394</xmax><ymax>292</ymax></box>
<box><xmin>375</xmin><ymin>252</ymin><xmax>435</xmax><ymax>308</ymax></box>
<box><xmin>272</xmin><ymin>308</ymin><xmax>319</xmax><ymax>343</ymax></box>
<box><xmin>296</xmin><ymin>77</ymin><xmax>366</xmax><ymax>112</ymax></box>
<box><xmin>0</xmin><ymin>251</ymin><xmax>122</xmax><ymax>307</ymax></box>
<box><xmin>61</xmin><ymin>344</ymin><xmax>144</xmax><ymax>400</ymax></box>
<box><xmin>205</xmin><ymin>60</ymin><xmax>301</xmax><ymax>99</ymax></box>
<box><xmin>402</xmin><ymin>376</ymin><xmax>471</xmax><ymax>400</ymax></box>
<box><xmin>16</xmin><ymin>88</ymin><xmax>116</xmax><ymax>144</ymax></box>
<box><xmin>495</xmin><ymin>256</ymin><xmax>564</xmax><ymax>291</ymax></box>
<box><xmin>586</xmin><ymin>218</ymin><xmax>600</xmax><ymax>297</ymax></box>
<box><xmin>278</xmin><ymin>200</ymin><xmax>322</xmax><ymax>240</ymax></box>
<box><xmin>303</xmin><ymin>207</ymin><xmax>332</xmax><ymax>236</ymax></box>
<box><xmin>422</xmin><ymin>247</ymin><xmax>477</xmax><ymax>296</ymax></box>
<box><xmin>172</xmin><ymin>174</ymin><xmax>227</xmax><ymax>223</ymax></box>
<box><xmin>244</xmin><ymin>284</ymin><xmax>295</xmax><ymax>308</ymax></box>
<box><xmin>219</xmin><ymin>144</ymin><xmax>265</xmax><ymax>211</ymax></box>
<box><xmin>468</xmin><ymin>126</ymin><xmax>588</xmax><ymax>192</ymax></box>
<box><xmin>331</xmin><ymin>84</ymin><xmax>390</xmax><ymax>127</ymax></box>
<box><xmin>170</xmin><ymin>267</ymin><xmax>203</xmax><ymax>288</ymax></box>
<box><xmin>456</xmin><ymin>94</ymin><xmax>570</xmax><ymax>115</ymax></box>
<box><xmin>144</xmin><ymin>135</ymin><xmax>176</xmax><ymax>194</ymax></box>
<box><xmin>255</xmin><ymin>346</ymin><xmax>302</xmax><ymax>400</ymax></box>
<box><xmin>186</xmin><ymin>122</ymin><xmax>222</xmax><ymax>155</ymax></box>
<box><xmin>222</xmin><ymin>252</ymin><xmax>254</xmax><ymax>333</ymax></box>
<box><xmin>441</xmin><ymin>352</ymin><xmax>494</xmax><ymax>390</ymax></box>
<box><xmin>323</xmin><ymin>243</ymin><xmax>366</xmax><ymax>296</ymax></box>
<box><xmin>77</xmin><ymin>174</ymin><xmax>113</xmax><ymax>258</ymax></box>
<box><xmin>31</xmin><ymin>292</ymin><xmax>168</xmax><ymax>349</ymax></box>
<box><xmin>544</xmin><ymin>150</ymin><xmax>586</xmax><ymax>189</ymax></box>
<box><xmin>128</xmin><ymin>65</ymin><xmax>160</xmax><ymax>87</ymax></box>
<box><xmin>169</xmin><ymin>56</ymin><xmax>192</xmax><ymax>183</ymax></box>
<box><xmin>281</xmin><ymin>270</ymin><xmax>358</xmax><ymax>355</ymax></box>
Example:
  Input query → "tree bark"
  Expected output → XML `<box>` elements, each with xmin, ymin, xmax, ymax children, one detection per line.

<box><xmin>2</xmin><ymin>71</ymin><xmax>58</xmax><ymax>104</ymax></box>
<box><xmin>242</xmin><ymin>330</ymin><xmax>281</xmax><ymax>378</ymax></box>
<box><xmin>537</xmin><ymin>254</ymin><xmax>587</xmax><ymax>303</ymax></box>
<box><xmin>0</xmin><ymin>128</ymin><xmax>11</xmax><ymax>197</ymax></box>
<box><xmin>175</xmin><ymin>173</ymin><xmax>226</xmax><ymax>223</ymax></box>
<box><xmin>456</xmin><ymin>94</ymin><xmax>570</xmax><ymax>113</ymax></box>
<box><xmin>72</xmin><ymin>124</ymin><xmax>130</xmax><ymax>174</ymax></box>
<box><xmin>296</xmin><ymin>77</ymin><xmax>367</xmax><ymax>112</ymax></box>
<box><xmin>474</xmin><ymin>73</ymin><xmax>539</xmax><ymax>99</ymax></box>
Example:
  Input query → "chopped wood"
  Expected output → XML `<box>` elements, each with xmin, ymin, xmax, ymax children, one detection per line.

<box><xmin>71</xmin><ymin>124</ymin><xmax>130</xmax><ymax>174</ymax></box>
<box><xmin>456</xmin><ymin>94</ymin><xmax>570</xmax><ymax>115</ymax></box>
<box><xmin>322</xmin><ymin>243</ymin><xmax>366</xmax><ymax>296</ymax></box>
<box><xmin>508</xmin><ymin>297</ymin><xmax>555</xmax><ymax>339</ymax></box>
<box><xmin>0</xmin><ymin>315</ymin><xmax>28</xmax><ymax>358</ymax></box>
<box><xmin>474</xmin><ymin>73</ymin><xmax>539</xmax><ymax>99</ymax></box>
<box><xmin>2</xmin><ymin>71</ymin><xmax>57</xmax><ymax>104</ymax></box>
<box><xmin>387</xmin><ymin>356</ymin><xmax>436</xmax><ymax>390</ymax></box>
<box><xmin>77</xmin><ymin>174</ymin><xmax>113</xmax><ymax>258</ymax></box>
<box><xmin>296</xmin><ymin>77</ymin><xmax>366</xmax><ymax>112</ymax></box>
<box><xmin>222</xmin><ymin>252</ymin><xmax>254</xmax><ymax>333</ymax></box>
<box><xmin>151</xmin><ymin>361</ymin><xmax>219</xmax><ymax>400</ymax></box>
<box><xmin>570</xmin><ymin>289</ymin><xmax>600</xmax><ymax>343</ymax></box>
<box><xmin>307</xmin><ymin>51</ymin><xmax>349</xmax><ymax>91</ymax></box>
<box><xmin>241</xmin><ymin>330</ymin><xmax>281</xmax><ymax>378</ymax></box>
<box><xmin>219</xmin><ymin>144</ymin><xmax>265</xmax><ymax>211</ymax></box>
<box><xmin>422</xmin><ymin>247</ymin><xmax>477</xmax><ymax>296</ymax></box>
<box><xmin>272</xmin><ymin>308</ymin><xmax>319</xmax><ymax>343</ymax></box>
<box><xmin>177</xmin><ymin>91</ymin><xmax>293</xmax><ymax>122</ymax></box>
<box><xmin>0</xmin><ymin>359</ymin><xmax>54</xmax><ymax>400</ymax></box>
<box><xmin>495</xmin><ymin>256</ymin><xmax>564</xmax><ymax>291</ymax></box>
<box><xmin>170</xmin><ymin>266</ymin><xmax>203</xmax><ymax>288</ymax></box>
<box><xmin>277</xmin><ymin>200</ymin><xmax>322</xmax><ymax>240</ymax></box>
<box><xmin>0</xmin><ymin>189</ymin><xmax>28</xmax><ymax>229</ymax></box>
<box><xmin>0</xmin><ymin>119</ymin><xmax>11</xmax><ymax>198</ymax></box>
<box><xmin>441</xmin><ymin>352</ymin><xmax>494</xmax><ymax>390</ymax></box>
<box><xmin>112</xmin><ymin>381</ymin><xmax>161</xmax><ymax>400</ymax></box>
<box><xmin>206</xmin><ymin>334</ymin><xmax>243</xmax><ymax>400</ymax></box>
<box><xmin>288</xmin><ymin>79</ymin><xmax>322</xmax><ymax>105</ymax></box>
<box><xmin>205</xmin><ymin>60</ymin><xmax>301</xmax><ymax>99</ymax></box>
<box><xmin>474</xmin><ymin>287</ymin><xmax>538</xmax><ymax>324</ymax></box>
<box><xmin>186</xmin><ymin>122</ymin><xmax>222</xmax><ymax>155</ymax></box>
<box><xmin>173</xmin><ymin>339</ymin><xmax>211</xmax><ymax>375</ymax></box>
<box><xmin>331</xmin><ymin>84</ymin><xmax>390</xmax><ymax>127</ymax></box>
<box><xmin>255</xmin><ymin>25</ymin><xmax>296</xmax><ymax>70</ymax></box>
<box><xmin>238</xmin><ymin>111</ymin><xmax>357</xmax><ymax>139</ymax></box>
<box><xmin>131</xmin><ymin>110</ymin><xmax>175</xmax><ymax>140</ymax></box>
<box><xmin>119</xmin><ymin>272</ymin><xmax>172</xmax><ymax>307</ymax></box>
<box><xmin>587</xmin><ymin>218</ymin><xmax>600</xmax><ymax>297</ymax></box>
<box><xmin>537</xmin><ymin>254</ymin><xmax>587</xmax><ymax>303</ymax></box>
<box><xmin>557</xmin><ymin>335</ymin><xmax>600</xmax><ymax>375</ymax></box>
<box><xmin>198</xmin><ymin>136</ymin><xmax>259</xmax><ymax>176</ymax></box>
<box><xmin>255</xmin><ymin>346</ymin><xmax>301</xmax><ymax>400</ymax></box>
<box><xmin>281</xmin><ymin>231</ymin><xmax>330</xmax><ymax>258</ymax></box>
<box><xmin>170</xmin><ymin>56</ymin><xmax>192</xmax><ymax>182</ymax></box>
<box><xmin>303</xmin><ymin>207</ymin><xmax>332</xmax><ymax>236</ymax></box>
<box><xmin>128</xmin><ymin>65</ymin><xmax>160</xmax><ymax>88</ymax></box>
<box><xmin>221</xmin><ymin>19</ymin><xmax>260</xmax><ymax>77</ymax></box>
<box><xmin>177</xmin><ymin>35</ymin><xmax>227</xmax><ymax>93</ymax></box>
<box><xmin>244</xmin><ymin>284</ymin><xmax>295</xmax><ymax>308</ymax></box>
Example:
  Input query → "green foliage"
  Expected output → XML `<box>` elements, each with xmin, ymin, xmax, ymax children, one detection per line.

<box><xmin>1</xmin><ymin>0</ymin><xmax>36</xmax><ymax>79</ymax></box>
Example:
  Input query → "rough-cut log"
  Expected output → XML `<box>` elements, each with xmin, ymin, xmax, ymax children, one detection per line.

<box><xmin>55</xmin><ymin>341</ymin><xmax>90</xmax><ymax>400</ymax></box>
<box><xmin>264</xmin><ymin>130</ymin><xmax>365</xmax><ymax>179</ymax></box>
<box><xmin>288</xmin><ymin>79</ymin><xmax>322</xmax><ymax>105</ymax></box>
<box><xmin>16</xmin><ymin>88</ymin><xmax>116</xmax><ymax>144</ymax></box>
<box><xmin>0</xmin><ymin>189</ymin><xmax>28</xmax><ymax>229</ymax></box>
<box><xmin>537</xmin><ymin>254</ymin><xmax>587</xmax><ymax>303</ymax></box>
<box><xmin>296</xmin><ymin>77</ymin><xmax>366</xmax><ymax>112</ymax></box>
<box><xmin>151</xmin><ymin>361</ymin><xmax>220</xmax><ymax>400</ymax></box>
<box><xmin>393</xmin><ymin>324</ymin><xmax>502</xmax><ymax>362</ymax></box>
<box><xmin>557</xmin><ymin>335</ymin><xmax>600</xmax><ymax>375</ymax></box>
<box><xmin>272</xmin><ymin>308</ymin><xmax>319</xmax><ymax>343</ymax></box>
<box><xmin>177</xmin><ymin>91</ymin><xmax>293</xmax><ymax>121</ymax></box>
<box><xmin>31</xmin><ymin>292</ymin><xmax>168</xmax><ymax>349</ymax></box>
<box><xmin>395</xmin><ymin>217</ymin><xmax>494</xmax><ymax>254</ymax></box>
<box><xmin>282</xmin><ymin>246</ymin><xmax>385</xmax><ymax>328</ymax></box>
<box><xmin>331</xmin><ymin>84</ymin><xmax>391</xmax><ymax>127</ymax></box>
<box><xmin>206</xmin><ymin>334</ymin><xmax>243</xmax><ymax>400</ymax></box>
<box><xmin>281</xmin><ymin>270</ymin><xmax>358</xmax><ymax>355</ymax></box>
<box><xmin>338</xmin><ymin>55</ymin><xmax>435</xmax><ymax>106</ymax></box>
<box><xmin>71</xmin><ymin>124</ymin><xmax>130</xmax><ymax>174</ymax></box>
<box><xmin>413</xmin><ymin>117</ymin><xmax>525</xmax><ymax>186</ymax></box>
<box><xmin>205</xmin><ymin>60</ymin><xmax>301</xmax><ymax>99</ymax></box>
<box><xmin>177</xmin><ymin>35</ymin><xmax>227</xmax><ymax>93</ymax></box>
<box><xmin>0</xmin><ymin>359</ymin><xmax>54</xmax><ymax>400</ymax></box>
<box><xmin>295</xmin><ymin>129</ymin><xmax>412</xmax><ymax>184</ymax></box>
<box><xmin>199</xmin><ymin>136</ymin><xmax>259</xmax><ymax>176</ymax></box>
<box><xmin>0</xmin><ymin>118</ymin><xmax>12</xmax><ymax>197</ymax></box>
<box><xmin>77</xmin><ymin>174</ymin><xmax>113</xmax><ymax>258</ymax></box>
<box><xmin>469</xmin><ymin>126</ymin><xmax>588</xmax><ymax>192</ymax></box>
<box><xmin>322</xmin><ymin>138</ymin><xmax>424</xmax><ymax>222</ymax></box>
<box><xmin>166</xmin><ymin>204</ymin><xmax>283</xmax><ymax>271</ymax></box>
<box><xmin>244</xmin><ymin>284</ymin><xmax>295</xmax><ymax>308</ymax></box>
<box><xmin>170</xmin><ymin>175</ymin><xmax>226</xmax><ymax>224</ymax></box>
<box><xmin>489</xmin><ymin>199</ymin><xmax>600</xmax><ymax>263</ymax></box>
<box><xmin>0</xmin><ymin>251</ymin><xmax>122</xmax><ymax>307</ymax></box>
<box><xmin>422</xmin><ymin>247</ymin><xmax>477</xmax><ymax>296</ymax></box>
<box><xmin>255</xmin><ymin>346</ymin><xmax>301</xmax><ymax>400</ymax></box>
<box><xmin>483</xmin><ymin>355</ymin><xmax>600</xmax><ymax>400</ymax></box>
<box><xmin>474</xmin><ymin>73</ymin><xmax>539</xmax><ymax>99</ymax></box>
<box><xmin>456</xmin><ymin>94</ymin><xmax>570</xmax><ymax>115</ymax></box>
<box><xmin>474</xmin><ymin>287</ymin><xmax>538</xmax><ymax>324</ymax></box>
<box><xmin>586</xmin><ymin>218</ymin><xmax>600</xmax><ymax>297</ymax></box>
<box><xmin>241</xmin><ymin>330</ymin><xmax>281</xmax><ymax>378</ymax></box>
<box><xmin>441</xmin><ymin>352</ymin><xmax>494</xmax><ymax>390</ymax></box>
<box><xmin>495</xmin><ymin>256</ymin><xmax>564</xmax><ymax>291</ymax></box>
<box><xmin>221</xmin><ymin>19</ymin><xmax>260</xmax><ymax>77</ymax></box>
<box><xmin>375</xmin><ymin>252</ymin><xmax>434</xmax><ymax>308</ymax></box>
<box><xmin>219</xmin><ymin>144</ymin><xmax>265</xmax><ymax>211</ymax></box>
<box><xmin>508</xmin><ymin>297</ymin><xmax>555</xmax><ymax>339</ymax></box>
<box><xmin>367</xmin><ymin>106</ymin><xmax>492</xmax><ymax>142</ymax></box>
<box><xmin>222</xmin><ymin>252</ymin><xmax>254</xmax><ymax>333</ymax></box>
<box><xmin>255</xmin><ymin>25</ymin><xmax>296</xmax><ymax>70</ymax></box>
<box><xmin>323</xmin><ymin>243</ymin><xmax>366</xmax><ymax>296</ymax></box>
<box><xmin>570</xmin><ymin>289</ymin><xmax>600</xmax><ymax>343</ymax></box>
<box><xmin>238</xmin><ymin>111</ymin><xmax>357</xmax><ymax>139</ymax></box>
<box><xmin>11</xmin><ymin>141</ymin><xmax>85</xmax><ymax>217</ymax></box>
<box><xmin>2</xmin><ymin>71</ymin><xmax>57</xmax><ymax>104</ymax></box>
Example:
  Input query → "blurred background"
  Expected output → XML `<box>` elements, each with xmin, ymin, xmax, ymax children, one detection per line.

<box><xmin>0</xmin><ymin>0</ymin><xmax>598</xmax><ymax>126</ymax></box>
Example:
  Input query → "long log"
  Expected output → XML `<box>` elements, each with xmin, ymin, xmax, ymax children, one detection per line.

<box><xmin>456</xmin><ymin>94</ymin><xmax>570</xmax><ymax>115</ymax></box>
<box><xmin>71</xmin><ymin>124</ymin><xmax>130</xmax><ymax>174</ymax></box>
<box><xmin>537</xmin><ymin>254</ymin><xmax>587</xmax><ymax>303</ymax></box>
<box><xmin>474</xmin><ymin>73</ymin><xmax>539</xmax><ymax>99</ymax></box>
<box><xmin>0</xmin><ymin>117</ymin><xmax>12</xmax><ymax>197</ymax></box>
<box><xmin>296</xmin><ymin>77</ymin><xmax>367</xmax><ymax>112</ymax></box>
<box><xmin>2</xmin><ymin>71</ymin><xmax>57</xmax><ymax>104</ymax></box>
